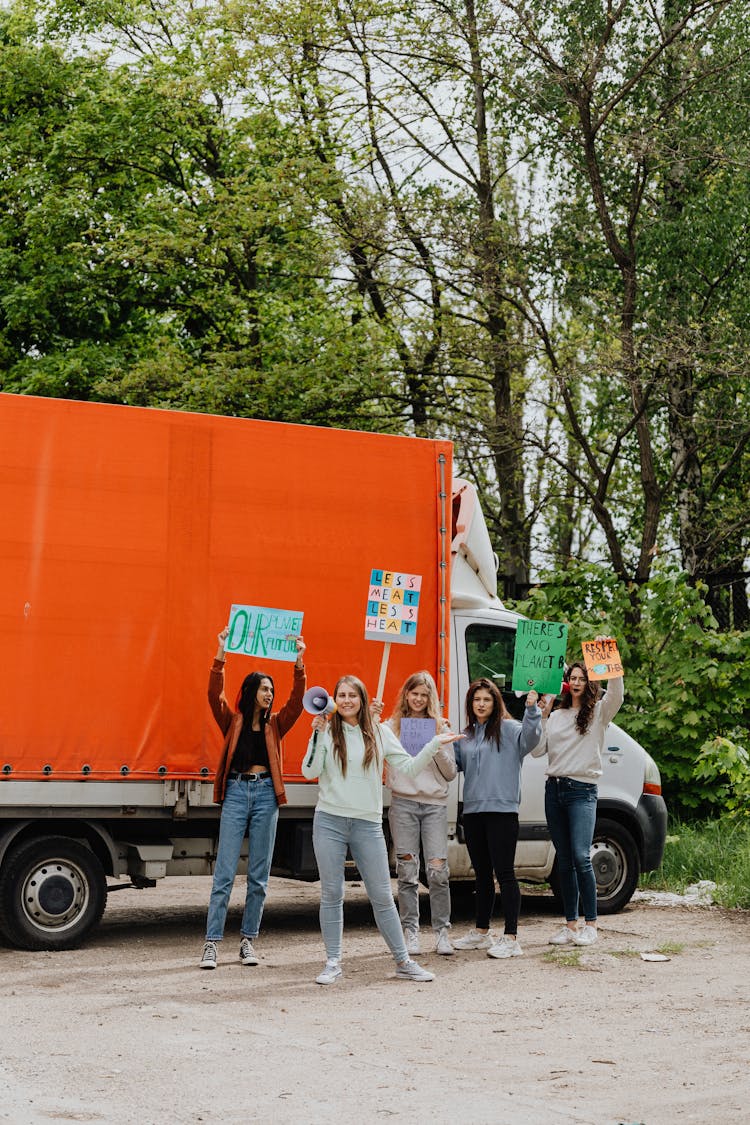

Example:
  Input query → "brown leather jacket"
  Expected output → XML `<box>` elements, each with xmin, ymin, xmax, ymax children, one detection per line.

<box><xmin>208</xmin><ymin>659</ymin><xmax>306</xmax><ymax>806</ymax></box>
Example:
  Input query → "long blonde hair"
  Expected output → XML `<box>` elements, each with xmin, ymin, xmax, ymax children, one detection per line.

<box><xmin>329</xmin><ymin>675</ymin><xmax>379</xmax><ymax>777</ymax></box>
<box><xmin>389</xmin><ymin>671</ymin><xmax>441</xmax><ymax>737</ymax></box>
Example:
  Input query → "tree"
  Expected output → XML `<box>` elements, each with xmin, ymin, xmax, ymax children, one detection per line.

<box><xmin>0</xmin><ymin>0</ymin><xmax>390</xmax><ymax>426</ymax></box>
<box><xmin>497</xmin><ymin>0</ymin><xmax>750</xmax><ymax>617</ymax></box>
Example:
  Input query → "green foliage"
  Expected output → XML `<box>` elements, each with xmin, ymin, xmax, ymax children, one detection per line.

<box><xmin>641</xmin><ymin>818</ymin><xmax>750</xmax><ymax>910</ymax></box>
<box><xmin>510</xmin><ymin>561</ymin><xmax>750</xmax><ymax>815</ymax></box>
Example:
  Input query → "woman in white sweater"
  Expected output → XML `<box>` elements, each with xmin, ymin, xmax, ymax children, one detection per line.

<box><xmin>533</xmin><ymin>661</ymin><xmax>624</xmax><ymax>947</ymax></box>
<box><xmin>303</xmin><ymin>674</ymin><xmax>459</xmax><ymax>985</ymax></box>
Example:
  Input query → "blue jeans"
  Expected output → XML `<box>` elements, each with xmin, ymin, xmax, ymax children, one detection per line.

<box><xmin>205</xmin><ymin>776</ymin><xmax>279</xmax><ymax>941</ymax></box>
<box><xmin>545</xmin><ymin>776</ymin><xmax>599</xmax><ymax>924</ymax></box>
<box><xmin>313</xmin><ymin>810</ymin><xmax>408</xmax><ymax>964</ymax></box>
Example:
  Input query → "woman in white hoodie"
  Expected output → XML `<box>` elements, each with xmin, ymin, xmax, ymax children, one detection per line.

<box><xmin>303</xmin><ymin>674</ymin><xmax>459</xmax><ymax>986</ymax></box>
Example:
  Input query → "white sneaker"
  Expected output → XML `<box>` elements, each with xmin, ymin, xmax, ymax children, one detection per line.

<box><xmin>549</xmin><ymin>925</ymin><xmax>578</xmax><ymax>945</ymax></box>
<box><xmin>200</xmin><ymin>940</ymin><xmax>218</xmax><ymax>970</ymax></box>
<box><xmin>239</xmin><ymin>937</ymin><xmax>259</xmax><ymax>966</ymax></box>
<box><xmin>403</xmin><ymin>927</ymin><xmax>421</xmax><ymax>955</ymax></box>
<box><xmin>573</xmin><ymin>924</ymin><xmax>598</xmax><ymax>946</ymax></box>
<box><xmin>316</xmin><ymin>959</ymin><xmax>342</xmax><ymax>985</ymax></box>
<box><xmin>395</xmin><ymin>959</ymin><xmax>435</xmax><ymax>982</ymax></box>
<box><xmin>453</xmin><ymin>928</ymin><xmax>494</xmax><ymax>950</ymax></box>
<box><xmin>435</xmin><ymin>928</ymin><xmax>454</xmax><ymax>956</ymax></box>
<box><xmin>487</xmin><ymin>935</ymin><xmax>523</xmax><ymax>959</ymax></box>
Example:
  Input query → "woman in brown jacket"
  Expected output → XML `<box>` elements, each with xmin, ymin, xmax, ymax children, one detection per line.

<box><xmin>200</xmin><ymin>626</ymin><xmax>306</xmax><ymax>970</ymax></box>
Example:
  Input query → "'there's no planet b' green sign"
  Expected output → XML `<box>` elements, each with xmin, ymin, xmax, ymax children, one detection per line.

<box><xmin>511</xmin><ymin>619</ymin><xmax>568</xmax><ymax>694</ymax></box>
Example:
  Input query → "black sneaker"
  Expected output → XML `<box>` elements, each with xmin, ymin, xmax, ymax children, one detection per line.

<box><xmin>239</xmin><ymin>937</ymin><xmax>259</xmax><ymax>966</ymax></box>
<box><xmin>200</xmin><ymin>940</ymin><xmax>218</xmax><ymax>970</ymax></box>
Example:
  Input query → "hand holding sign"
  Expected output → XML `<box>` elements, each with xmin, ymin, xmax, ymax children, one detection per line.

<box><xmin>226</xmin><ymin>604</ymin><xmax>304</xmax><ymax>662</ymax></box>
<box><xmin>581</xmin><ymin>635</ymin><xmax>623</xmax><ymax>680</ymax></box>
<box><xmin>364</xmin><ymin>567</ymin><xmax>423</xmax><ymax>703</ymax></box>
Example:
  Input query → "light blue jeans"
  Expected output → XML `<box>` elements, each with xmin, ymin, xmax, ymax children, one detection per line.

<box><xmin>205</xmin><ymin>776</ymin><xmax>279</xmax><ymax>941</ymax></box>
<box><xmin>545</xmin><ymin>776</ymin><xmax>599</xmax><ymax>924</ymax></box>
<box><xmin>313</xmin><ymin>809</ymin><xmax>408</xmax><ymax>964</ymax></box>
<box><xmin>388</xmin><ymin>797</ymin><xmax>451</xmax><ymax>932</ymax></box>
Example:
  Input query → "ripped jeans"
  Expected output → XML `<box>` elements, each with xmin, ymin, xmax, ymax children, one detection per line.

<box><xmin>388</xmin><ymin>797</ymin><xmax>450</xmax><ymax>932</ymax></box>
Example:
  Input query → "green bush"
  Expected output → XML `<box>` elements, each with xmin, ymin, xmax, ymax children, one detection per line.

<box><xmin>509</xmin><ymin>561</ymin><xmax>750</xmax><ymax>815</ymax></box>
<box><xmin>641</xmin><ymin>818</ymin><xmax>750</xmax><ymax>909</ymax></box>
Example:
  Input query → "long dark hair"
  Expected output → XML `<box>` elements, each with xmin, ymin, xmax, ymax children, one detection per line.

<box><xmin>329</xmin><ymin>675</ymin><xmax>378</xmax><ymax>777</ymax></box>
<box><xmin>237</xmin><ymin>671</ymin><xmax>275</xmax><ymax>725</ymax></box>
<box><xmin>464</xmin><ymin>677</ymin><xmax>509</xmax><ymax>748</ymax></box>
<box><xmin>560</xmin><ymin>662</ymin><xmax>598</xmax><ymax>734</ymax></box>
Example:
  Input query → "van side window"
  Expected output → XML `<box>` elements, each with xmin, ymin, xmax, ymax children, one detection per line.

<box><xmin>464</xmin><ymin>623</ymin><xmax>524</xmax><ymax>719</ymax></box>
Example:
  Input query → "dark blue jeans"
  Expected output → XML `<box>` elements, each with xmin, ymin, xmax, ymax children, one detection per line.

<box><xmin>545</xmin><ymin>777</ymin><xmax>598</xmax><ymax>924</ymax></box>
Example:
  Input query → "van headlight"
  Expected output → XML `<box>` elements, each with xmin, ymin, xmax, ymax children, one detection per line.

<box><xmin>643</xmin><ymin>752</ymin><xmax>662</xmax><ymax>796</ymax></box>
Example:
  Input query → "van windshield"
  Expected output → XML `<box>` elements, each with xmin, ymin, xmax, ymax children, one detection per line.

<box><xmin>464</xmin><ymin>622</ymin><xmax>524</xmax><ymax>719</ymax></box>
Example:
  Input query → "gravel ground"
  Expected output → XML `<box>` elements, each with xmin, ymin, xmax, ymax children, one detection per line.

<box><xmin>2</xmin><ymin>876</ymin><xmax>749</xmax><ymax>1125</ymax></box>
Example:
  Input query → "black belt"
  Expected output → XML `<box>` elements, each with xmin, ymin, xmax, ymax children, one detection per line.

<box><xmin>228</xmin><ymin>770</ymin><xmax>270</xmax><ymax>782</ymax></box>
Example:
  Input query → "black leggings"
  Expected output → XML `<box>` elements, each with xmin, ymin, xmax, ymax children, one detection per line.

<box><xmin>462</xmin><ymin>811</ymin><xmax>520</xmax><ymax>935</ymax></box>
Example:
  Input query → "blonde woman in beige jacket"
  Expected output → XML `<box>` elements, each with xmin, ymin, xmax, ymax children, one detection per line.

<box><xmin>374</xmin><ymin>672</ymin><xmax>457</xmax><ymax>957</ymax></box>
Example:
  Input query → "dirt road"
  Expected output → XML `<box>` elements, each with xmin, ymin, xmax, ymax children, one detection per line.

<box><xmin>2</xmin><ymin>877</ymin><xmax>748</xmax><ymax>1125</ymax></box>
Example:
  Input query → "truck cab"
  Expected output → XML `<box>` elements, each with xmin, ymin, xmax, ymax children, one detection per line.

<box><xmin>445</xmin><ymin>480</ymin><xmax>667</xmax><ymax>913</ymax></box>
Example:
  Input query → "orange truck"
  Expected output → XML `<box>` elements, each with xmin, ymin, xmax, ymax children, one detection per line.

<box><xmin>0</xmin><ymin>393</ymin><xmax>666</xmax><ymax>949</ymax></box>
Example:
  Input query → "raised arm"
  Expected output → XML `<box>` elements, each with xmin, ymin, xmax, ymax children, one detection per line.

<box><xmin>275</xmin><ymin>636</ymin><xmax>307</xmax><ymax>737</ymax></box>
<box><xmin>207</xmin><ymin>626</ymin><xmax>233</xmax><ymax>734</ymax></box>
<box><xmin>599</xmin><ymin>673</ymin><xmax>624</xmax><ymax>726</ymax></box>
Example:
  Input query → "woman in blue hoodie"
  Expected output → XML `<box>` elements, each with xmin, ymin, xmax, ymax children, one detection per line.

<box><xmin>452</xmin><ymin>678</ymin><xmax>542</xmax><ymax>959</ymax></box>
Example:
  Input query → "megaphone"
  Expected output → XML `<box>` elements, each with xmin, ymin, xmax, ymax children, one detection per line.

<box><xmin>302</xmin><ymin>687</ymin><xmax>337</xmax><ymax>716</ymax></box>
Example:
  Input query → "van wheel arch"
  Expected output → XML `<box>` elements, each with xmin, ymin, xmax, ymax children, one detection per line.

<box><xmin>548</xmin><ymin>816</ymin><xmax>641</xmax><ymax>916</ymax></box>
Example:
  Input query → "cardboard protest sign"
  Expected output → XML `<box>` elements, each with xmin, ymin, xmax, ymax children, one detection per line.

<box><xmin>581</xmin><ymin>636</ymin><xmax>623</xmax><ymax>680</ymax></box>
<box><xmin>399</xmin><ymin>717</ymin><xmax>437</xmax><ymax>757</ymax></box>
<box><xmin>226</xmin><ymin>604</ymin><xmax>303</xmax><ymax>662</ymax></box>
<box><xmin>511</xmin><ymin>619</ymin><xmax>568</xmax><ymax>694</ymax></box>
<box><xmin>364</xmin><ymin>568</ymin><xmax>421</xmax><ymax>646</ymax></box>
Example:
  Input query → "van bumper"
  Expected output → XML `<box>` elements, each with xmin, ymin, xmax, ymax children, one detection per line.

<box><xmin>636</xmin><ymin>792</ymin><xmax>668</xmax><ymax>871</ymax></box>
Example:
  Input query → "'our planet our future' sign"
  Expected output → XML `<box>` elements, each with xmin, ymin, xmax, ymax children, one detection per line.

<box><xmin>226</xmin><ymin>604</ymin><xmax>303</xmax><ymax>661</ymax></box>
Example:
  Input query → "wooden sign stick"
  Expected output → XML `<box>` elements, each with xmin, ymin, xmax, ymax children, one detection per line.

<box><xmin>375</xmin><ymin>641</ymin><xmax>391</xmax><ymax>702</ymax></box>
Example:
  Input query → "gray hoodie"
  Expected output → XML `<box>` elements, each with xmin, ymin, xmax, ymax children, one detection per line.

<box><xmin>454</xmin><ymin>705</ymin><xmax>542</xmax><ymax>814</ymax></box>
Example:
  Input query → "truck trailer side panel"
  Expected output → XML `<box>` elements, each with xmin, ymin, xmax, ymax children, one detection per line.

<box><xmin>0</xmin><ymin>394</ymin><xmax>452</xmax><ymax>782</ymax></box>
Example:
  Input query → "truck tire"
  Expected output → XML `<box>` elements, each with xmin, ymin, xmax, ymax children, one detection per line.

<box><xmin>547</xmin><ymin>818</ymin><xmax>641</xmax><ymax>915</ymax></box>
<box><xmin>591</xmin><ymin>817</ymin><xmax>640</xmax><ymax>914</ymax></box>
<box><xmin>0</xmin><ymin>836</ymin><xmax>107</xmax><ymax>951</ymax></box>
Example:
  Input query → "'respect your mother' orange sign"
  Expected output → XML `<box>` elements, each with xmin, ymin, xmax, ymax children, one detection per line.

<box><xmin>581</xmin><ymin>636</ymin><xmax>623</xmax><ymax>680</ymax></box>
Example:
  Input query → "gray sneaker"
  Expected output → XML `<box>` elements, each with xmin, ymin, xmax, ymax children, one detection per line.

<box><xmin>435</xmin><ymin>927</ymin><xmax>454</xmax><ymax>955</ymax></box>
<box><xmin>453</xmin><ymin>928</ymin><xmax>494</xmax><ymax>950</ymax></box>
<box><xmin>239</xmin><ymin>937</ymin><xmax>259</xmax><ymax>966</ymax></box>
<box><xmin>549</xmin><ymin>925</ymin><xmax>578</xmax><ymax>945</ymax></box>
<box><xmin>573</xmin><ymin>924</ymin><xmax>598</xmax><ymax>946</ymax></box>
<box><xmin>403</xmin><ymin>927</ymin><xmax>421</xmax><ymax>955</ymax></box>
<box><xmin>487</xmin><ymin>935</ymin><xmax>523</xmax><ymax>959</ymax></box>
<box><xmin>395</xmin><ymin>959</ymin><xmax>435</xmax><ymax>982</ymax></box>
<box><xmin>200</xmin><ymin>940</ymin><xmax>218</xmax><ymax>970</ymax></box>
<box><xmin>316</xmin><ymin>960</ymin><xmax>342</xmax><ymax>985</ymax></box>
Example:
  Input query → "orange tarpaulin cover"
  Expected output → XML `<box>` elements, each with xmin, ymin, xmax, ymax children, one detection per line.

<box><xmin>0</xmin><ymin>394</ymin><xmax>451</xmax><ymax>782</ymax></box>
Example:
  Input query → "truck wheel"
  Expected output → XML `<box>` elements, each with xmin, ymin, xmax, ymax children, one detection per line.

<box><xmin>0</xmin><ymin>836</ymin><xmax>107</xmax><ymax>951</ymax></box>
<box><xmin>592</xmin><ymin>818</ymin><xmax>640</xmax><ymax>914</ymax></box>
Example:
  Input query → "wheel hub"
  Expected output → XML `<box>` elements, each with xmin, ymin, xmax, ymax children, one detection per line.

<box><xmin>22</xmin><ymin>860</ymin><xmax>89</xmax><ymax>931</ymax></box>
<box><xmin>591</xmin><ymin>840</ymin><xmax>623</xmax><ymax>894</ymax></box>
